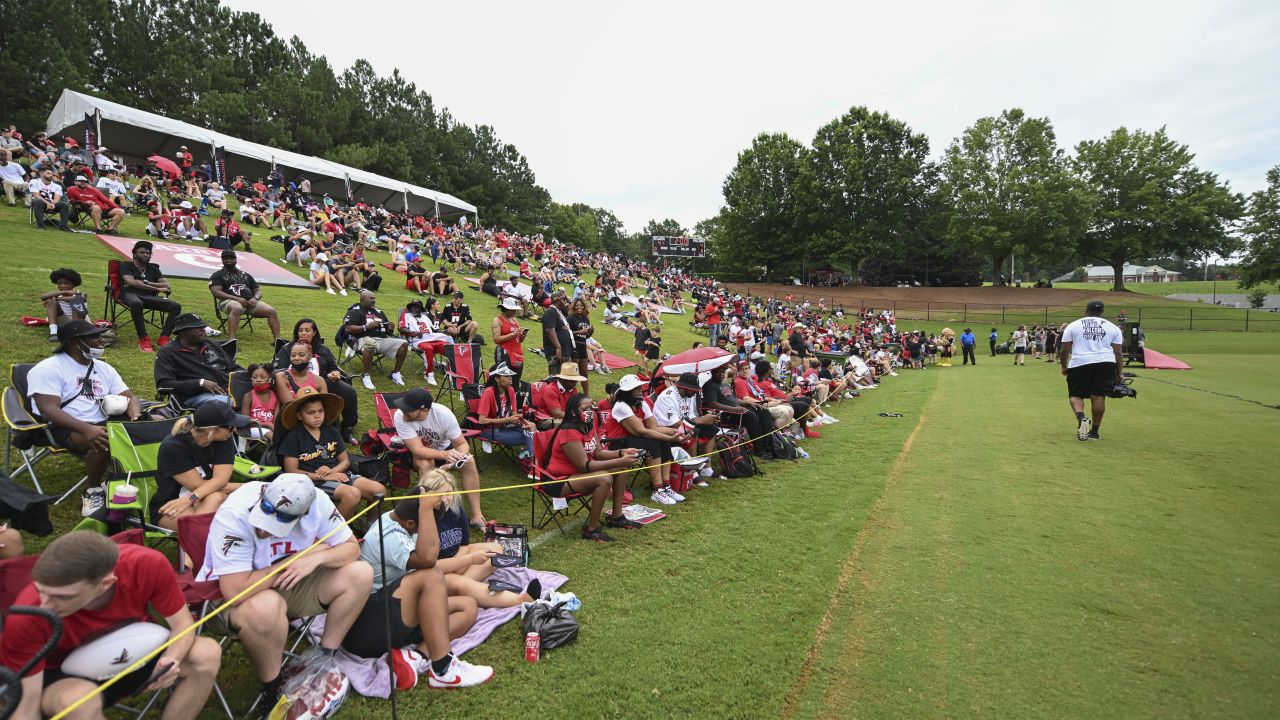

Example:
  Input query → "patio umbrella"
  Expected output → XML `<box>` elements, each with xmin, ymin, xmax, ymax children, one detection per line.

<box><xmin>657</xmin><ymin>347</ymin><xmax>734</xmax><ymax>376</ymax></box>
<box><xmin>147</xmin><ymin>155</ymin><xmax>180</xmax><ymax>179</ymax></box>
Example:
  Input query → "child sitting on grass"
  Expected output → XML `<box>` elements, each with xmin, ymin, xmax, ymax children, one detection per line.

<box><xmin>40</xmin><ymin>268</ymin><xmax>91</xmax><ymax>341</ymax></box>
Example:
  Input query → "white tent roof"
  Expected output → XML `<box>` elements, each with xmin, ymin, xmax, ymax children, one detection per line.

<box><xmin>46</xmin><ymin>89</ymin><xmax>475</xmax><ymax>217</ymax></box>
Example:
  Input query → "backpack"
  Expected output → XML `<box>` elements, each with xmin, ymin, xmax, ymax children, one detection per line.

<box><xmin>769</xmin><ymin>432</ymin><xmax>800</xmax><ymax>461</ymax></box>
<box><xmin>717</xmin><ymin>431</ymin><xmax>756</xmax><ymax>478</ymax></box>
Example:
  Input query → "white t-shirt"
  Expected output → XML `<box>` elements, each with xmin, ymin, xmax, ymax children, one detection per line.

<box><xmin>1061</xmin><ymin>317</ymin><xmax>1122</xmax><ymax>369</ymax></box>
<box><xmin>308</xmin><ymin>260</ymin><xmax>328</xmax><ymax>280</ymax></box>
<box><xmin>1012</xmin><ymin>329</ymin><xmax>1028</xmax><ymax>349</ymax></box>
<box><xmin>29</xmin><ymin>178</ymin><xmax>62</xmax><ymax>202</ymax></box>
<box><xmin>27</xmin><ymin>354</ymin><xmax>128</xmax><ymax>424</ymax></box>
<box><xmin>652</xmin><ymin>386</ymin><xmax>696</xmax><ymax>428</ymax></box>
<box><xmin>394</xmin><ymin>406</ymin><xmax>461</xmax><ymax>451</ymax></box>
<box><xmin>610</xmin><ymin>399</ymin><xmax>651</xmax><ymax>424</ymax></box>
<box><xmin>197</xmin><ymin>482</ymin><xmax>351</xmax><ymax>581</ymax></box>
<box><xmin>0</xmin><ymin>162</ymin><xmax>25</xmax><ymax>184</ymax></box>
<box><xmin>95</xmin><ymin>176</ymin><xmax>125</xmax><ymax>196</ymax></box>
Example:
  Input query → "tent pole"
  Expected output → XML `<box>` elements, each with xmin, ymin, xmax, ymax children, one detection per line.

<box><xmin>434</xmin><ymin>199</ymin><xmax>440</xmax><ymax>220</ymax></box>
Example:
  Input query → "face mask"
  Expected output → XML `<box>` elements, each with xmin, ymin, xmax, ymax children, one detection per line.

<box><xmin>81</xmin><ymin>340</ymin><xmax>104</xmax><ymax>359</ymax></box>
<box><xmin>253</xmin><ymin>382</ymin><xmax>272</xmax><ymax>392</ymax></box>
<box><xmin>291</xmin><ymin>361</ymin><xmax>310</xmax><ymax>372</ymax></box>
<box><xmin>581</xmin><ymin>410</ymin><xmax>595</xmax><ymax>425</ymax></box>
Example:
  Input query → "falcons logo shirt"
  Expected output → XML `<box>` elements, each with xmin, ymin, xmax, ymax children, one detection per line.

<box><xmin>196</xmin><ymin>481</ymin><xmax>351</xmax><ymax>582</ymax></box>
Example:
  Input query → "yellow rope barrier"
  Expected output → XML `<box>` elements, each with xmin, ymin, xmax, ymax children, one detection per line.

<box><xmin>52</xmin><ymin>401</ymin><xmax>827</xmax><ymax>718</ymax></box>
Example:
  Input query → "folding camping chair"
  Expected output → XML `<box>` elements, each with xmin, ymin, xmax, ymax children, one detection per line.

<box><xmin>174</xmin><ymin>513</ymin><xmax>275</xmax><ymax>720</ymax></box>
<box><xmin>358</xmin><ymin>391</ymin><xmax>414</xmax><ymax>489</ymax></box>
<box><xmin>528</xmin><ymin>429</ymin><xmax>592</xmax><ymax>536</ymax></box>
<box><xmin>103</xmin><ymin>259</ymin><xmax>168</xmax><ymax>336</ymax></box>
<box><xmin>437</xmin><ymin>343</ymin><xmax>484</xmax><ymax>412</ymax></box>
<box><xmin>2</xmin><ymin>363</ymin><xmax>89</xmax><ymax>497</ymax></box>
<box><xmin>72</xmin><ymin>418</ymin><xmax>184</xmax><ymax>547</ymax></box>
<box><xmin>212</xmin><ymin>297</ymin><xmax>256</xmax><ymax>336</ymax></box>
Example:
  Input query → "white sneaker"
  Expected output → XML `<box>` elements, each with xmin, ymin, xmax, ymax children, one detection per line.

<box><xmin>651</xmin><ymin>488</ymin><xmax>677</xmax><ymax>506</ymax></box>
<box><xmin>694</xmin><ymin>478</ymin><xmax>711</xmax><ymax>488</ymax></box>
<box><xmin>890</xmin><ymin>372</ymin><xmax>899</xmax><ymax>376</ymax></box>
<box><xmin>203</xmin><ymin>326</ymin><xmax>222</xmax><ymax>337</ymax></box>
<box><xmin>427</xmin><ymin>655</ymin><xmax>493</xmax><ymax>689</ymax></box>
<box><xmin>666</xmin><ymin>486</ymin><xmax>686</xmax><ymax>502</ymax></box>
<box><xmin>1077</xmin><ymin>416</ymin><xmax>1093</xmax><ymax>441</ymax></box>
<box><xmin>827</xmin><ymin>416</ymin><xmax>840</xmax><ymax>423</ymax></box>
<box><xmin>81</xmin><ymin>485</ymin><xmax>106</xmax><ymax>517</ymax></box>
<box><xmin>362</xmin><ymin>374</ymin><xmax>375</xmax><ymax>390</ymax></box>
<box><xmin>699</xmin><ymin>466</ymin><xmax>714</xmax><ymax>478</ymax></box>
<box><xmin>481</xmin><ymin>441</ymin><xmax>493</xmax><ymax>454</ymax></box>
<box><xmin>389</xmin><ymin>372</ymin><xmax>405</xmax><ymax>386</ymax></box>
<box><xmin>426</xmin><ymin>374</ymin><xmax>438</xmax><ymax>386</ymax></box>
<box><xmin>326</xmin><ymin>288</ymin><xmax>336</xmax><ymax>295</ymax></box>
<box><xmin>339</xmin><ymin>288</ymin><xmax>348</xmax><ymax>296</ymax></box>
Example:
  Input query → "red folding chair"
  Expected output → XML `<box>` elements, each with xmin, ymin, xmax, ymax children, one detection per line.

<box><xmin>529</xmin><ymin>430</ymin><xmax>591</xmax><ymax>536</ymax></box>
<box><xmin>438</xmin><ymin>343</ymin><xmax>484</xmax><ymax>412</ymax></box>
<box><xmin>462</xmin><ymin>382</ymin><xmax>526</xmax><ymax>472</ymax></box>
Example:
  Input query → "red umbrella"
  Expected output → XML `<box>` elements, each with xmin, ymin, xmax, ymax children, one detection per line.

<box><xmin>657</xmin><ymin>347</ymin><xmax>734</xmax><ymax>376</ymax></box>
<box><xmin>147</xmin><ymin>155</ymin><xmax>180</xmax><ymax>179</ymax></box>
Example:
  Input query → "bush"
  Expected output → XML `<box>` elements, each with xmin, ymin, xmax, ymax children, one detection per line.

<box><xmin>1246</xmin><ymin>287</ymin><xmax>1268</xmax><ymax>309</ymax></box>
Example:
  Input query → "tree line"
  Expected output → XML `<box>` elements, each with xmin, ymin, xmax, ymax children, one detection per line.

<box><xmin>712</xmin><ymin>106</ymin><xmax>1279</xmax><ymax>291</ymax></box>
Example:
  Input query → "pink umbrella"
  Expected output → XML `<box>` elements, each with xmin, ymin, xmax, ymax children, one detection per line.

<box><xmin>147</xmin><ymin>155</ymin><xmax>181</xmax><ymax>179</ymax></box>
<box><xmin>657</xmin><ymin>347</ymin><xmax>735</xmax><ymax>376</ymax></box>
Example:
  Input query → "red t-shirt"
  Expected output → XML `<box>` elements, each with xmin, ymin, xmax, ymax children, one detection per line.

<box><xmin>1</xmin><ymin>545</ymin><xmax>185</xmax><ymax>677</ymax></box>
<box><xmin>706</xmin><ymin>302</ymin><xmax>721</xmax><ymax>326</ymax></box>
<box><xmin>535</xmin><ymin>381</ymin><xmax>572</xmax><ymax>416</ymax></box>
<box><xmin>477</xmin><ymin>384</ymin><xmax>517</xmax><ymax>420</ymax></box>
<box><xmin>496</xmin><ymin>315</ymin><xmax>523</xmax><ymax>363</ymax></box>
<box><xmin>66</xmin><ymin>184</ymin><xmax>118</xmax><ymax>211</ymax></box>
<box><xmin>546</xmin><ymin>425</ymin><xmax>599</xmax><ymax>477</ymax></box>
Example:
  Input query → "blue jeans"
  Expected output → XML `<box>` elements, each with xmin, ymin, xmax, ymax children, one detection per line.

<box><xmin>482</xmin><ymin>427</ymin><xmax>533</xmax><ymax>457</ymax></box>
<box><xmin>185</xmin><ymin>393</ymin><xmax>231</xmax><ymax>408</ymax></box>
<box><xmin>709</xmin><ymin>323</ymin><xmax>721</xmax><ymax>346</ymax></box>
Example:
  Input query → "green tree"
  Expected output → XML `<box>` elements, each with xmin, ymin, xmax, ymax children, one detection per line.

<box><xmin>1073</xmin><ymin>127</ymin><xmax>1245</xmax><ymax>291</ymax></box>
<box><xmin>942</xmin><ymin>109</ymin><xmax>1090</xmax><ymax>284</ymax></box>
<box><xmin>807</xmin><ymin>106</ymin><xmax>932</xmax><ymax>275</ymax></box>
<box><xmin>1238</xmin><ymin>165</ymin><xmax>1280</xmax><ymax>289</ymax></box>
<box><xmin>644</xmin><ymin>218</ymin><xmax>686</xmax><ymax>237</ymax></box>
<box><xmin>545</xmin><ymin>202</ymin><xmax>600</xmax><ymax>249</ymax></box>
<box><xmin>720</xmin><ymin>133</ymin><xmax>812</xmax><ymax>280</ymax></box>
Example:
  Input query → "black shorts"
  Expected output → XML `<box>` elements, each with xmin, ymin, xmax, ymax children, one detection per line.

<box><xmin>342</xmin><ymin>575</ymin><xmax>423</xmax><ymax>658</ymax></box>
<box><xmin>45</xmin><ymin>655</ymin><xmax>160</xmax><ymax>708</ymax></box>
<box><xmin>46</xmin><ymin>421</ymin><xmax>106</xmax><ymax>456</ymax></box>
<box><xmin>1067</xmin><ymin>362</ymin><xmax>1117</xmax><ymax>398</ymax></box>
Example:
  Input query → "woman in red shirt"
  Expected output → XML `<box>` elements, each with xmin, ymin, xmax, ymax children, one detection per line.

<box><xmin>475</xmin><ymin>363</ymin><xmax>534</xmax><ymax>458</ymax></box>
<box><xmin>539</xmin><ymin>394</ymin><xmax>643</xmax><ymax>542</ymax></box>
<box><xmin>491</xmin><ymin>296</ymin><xmax>527</xmax><ymax>385</ymax></box>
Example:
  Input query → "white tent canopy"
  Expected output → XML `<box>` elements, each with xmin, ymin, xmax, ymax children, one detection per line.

<box><xmin>46</xmin><ymin>89</ymin><xmax>476</xmax><ymax>217</ymax></box>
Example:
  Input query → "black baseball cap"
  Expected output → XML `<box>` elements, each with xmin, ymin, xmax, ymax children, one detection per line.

<box><xmin>1086</xmin><ymin>300</ymin><xmax>1105</xmax><ymax>314</ymax></box>
<box><xmin>393</xmin><ymin>388</ymin><xmax>433</xmax><ymax>412</ymax></box>
<box><xmin>193</xmin><ymin>402</ymin><xmax>250</xmax><ymax>429</ymax></box>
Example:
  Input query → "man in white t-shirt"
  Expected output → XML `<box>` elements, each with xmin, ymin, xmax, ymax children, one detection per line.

<box><xmin>95</xmin><ymin>168</ymin><xmax>129</xmax><ymax>207</ymax></box>
<box><xmin>28</xmin><ymin>320</ymin><xmax>143</xmax><ymax>503</ymax></box>
<box><xmin>0</xmin><ymin>151</ymin><xmax>29</xmax><ymax>206</ymax></box>
<box><xmin>392</xmin><ymin>388</ymin><xmax>486</xmax><ymax>527</ymax></box>
<box><xmin>28</xmin><ymin>167</ymin><xmax>71</xmax><ymax>230</ymax></box>
<box><xmin>198</xmin><ymin>474</ymin><xmax>371</xmax><ymax>715</ymax></box>
<box><xmin>1059</xmin><ymin>300</ymin><xmax>1124</xmax><ymax>441</ymax></box>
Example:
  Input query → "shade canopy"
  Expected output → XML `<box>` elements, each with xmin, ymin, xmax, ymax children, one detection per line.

<box><xmin>46</xmin><ymin>89</ymin><xmax>476</xmax><ymax>218</ymax></box>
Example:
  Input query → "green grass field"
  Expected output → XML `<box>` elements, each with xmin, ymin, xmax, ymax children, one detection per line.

<box><xmin>3</xmin><ymin>204</ymin><xmax>1278</xmax><ymax>718</ymax></box>
<box><xmin>1054</xmin><ymin>280</ymin><xmax>1278</xmax><ymax>298</ymax></box>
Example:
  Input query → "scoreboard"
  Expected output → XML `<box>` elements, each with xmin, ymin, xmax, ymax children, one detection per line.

<box><xmin>651</xmin><ymin>235</ymin><xmax>706</xmax><ymax>258</ymax></box>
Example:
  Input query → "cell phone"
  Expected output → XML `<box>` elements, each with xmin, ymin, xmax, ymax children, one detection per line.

<box><xmin>146</xmin><ymin>659</ymin><xmax>177</xmax><ymax>686</ymax></box>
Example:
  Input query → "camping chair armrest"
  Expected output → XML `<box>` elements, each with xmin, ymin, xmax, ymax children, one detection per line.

<box><xmin>2</xmin><ymin>386</ymin><xmax>46</xmax><ymax>430</ymax></box>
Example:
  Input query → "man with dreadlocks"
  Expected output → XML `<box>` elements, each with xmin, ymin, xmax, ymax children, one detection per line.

<box><xmin>27</xmin><ymin>319</ymin><xmax>144</xmax><ymax>510</ymax></box>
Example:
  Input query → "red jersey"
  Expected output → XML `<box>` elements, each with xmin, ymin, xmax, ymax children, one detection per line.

<box><xmin>535</xmin><ymin>381</ymin><xmax>572</xmax><ymax>416</ymax></box>
<box><xmin>545</xmin><ymin>425</ymin><xmax>599</xmax><ymax>477</ymax></box>
<box><xmin>477</xmin><ymin>384</ymin><xmax>517</xmax><ymax>420</ymax></box>
<box><xmin>1</xmin><ymin>545</ymin><xmax>185</xmax><ymax>677</ymax></box>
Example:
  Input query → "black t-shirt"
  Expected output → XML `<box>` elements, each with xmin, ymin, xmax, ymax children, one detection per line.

<box><xmin>789</xmin><ymin>332</ymin><xmax>807</xmax><ymax>356</ymax></box>
<box><xmin>343</xmin><ymin>305</ymin><xmax>391</xmax><ymax>338</ymax></box>
<box><xmin>208</xmin><ymin>268</ymin><xmax>259</xmax><ymax>301</ymax></box>
<box><xmin>645</xmin><ymin>333</ymin><xmax>662</xmax><ymax>360</ymax></box>
<box><xmin>702</xmin><ymin>380</ymin><xmax>738</xmax><ymax>409</ymax></box>
<box><xmin>442</xmin><ymin>303</ymin><xmax>472</xmax><ymax>326</ymax></box>
<box><xmin>278</xmin><ymin>423</ymin><xmax>344</xmax><ymax>474</ymax></box>
<box><xmin>118</xmin><ymin>261</ymin><xmax>165</xmax><ymax>297</ymax></box>
<box><xmin>151</xmin><ymin>433</ymin><xmax>236</xmax><ymax>517</ymax></box>
<box><xmin>567</xmin><ymin>315</ymin><xmax>591</xmax><ymax>357</ymax></box>
<box><xmin>542</xmin><ymin>306</ymin><xmax>572</xmax><ymax>355</ymax></box>
<box><xmin>633</xmin><ymin>327</ymin><xmax>650</xmax><ymax>351</ymax></box>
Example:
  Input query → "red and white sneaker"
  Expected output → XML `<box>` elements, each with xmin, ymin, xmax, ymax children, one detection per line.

<box><xmin>428</xmin><ymin>655</ymin><xmax>494</xmax><ymax>689</ymax></box>
<box><xmin>390</xmin><ymin>647</ymin><xmax>422</xmax><ymax>691</ymax></box>
<box><xmin>138</xmin><ymin>337</ymin><xmax>155</xmax><ymax>353</ymax></box>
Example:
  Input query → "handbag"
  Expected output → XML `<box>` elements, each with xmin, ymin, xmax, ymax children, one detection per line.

<box><xmin>483</xmin><ymin>521</ymin><xmax>530</xmax><ymax>568</ymax></box>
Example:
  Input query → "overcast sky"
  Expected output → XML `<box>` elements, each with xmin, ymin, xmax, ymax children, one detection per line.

<box><xmin>224</xmin><ymin>0</ymin><xmax>1279</xmax><ymax>232</ymax></box>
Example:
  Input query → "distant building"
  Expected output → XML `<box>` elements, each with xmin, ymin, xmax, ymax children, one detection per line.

<box><xmin>1079</xmin><ymin>264</ymin><xmax>1182</xmax><ymax>283</ymax></box>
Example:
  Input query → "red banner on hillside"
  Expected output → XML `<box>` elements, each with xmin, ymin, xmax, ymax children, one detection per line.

<box><xmin>95</xmin><ymin>235</ymin><xmax>316</xmax><ymax>289</ymax></box>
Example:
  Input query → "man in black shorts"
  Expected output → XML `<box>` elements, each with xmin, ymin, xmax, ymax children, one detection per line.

<box><xmin>1059</xmin><ymin>300</ymin><xmax>1124</xmax><ymax>441</ymax></box>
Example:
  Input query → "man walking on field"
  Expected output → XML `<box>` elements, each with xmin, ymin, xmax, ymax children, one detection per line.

<box><xmin>1059</xmin><ymin>300</ymin><xmax>1123</xmax><ymax>441</ymax></box>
